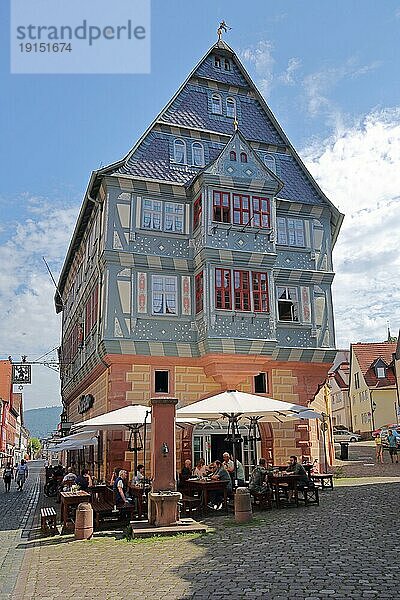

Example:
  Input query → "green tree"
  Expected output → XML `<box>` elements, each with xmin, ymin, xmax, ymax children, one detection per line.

<box><xmin>29</xmin><ymin>437</ymin><xmax>42</xmax><ymax>458</ymax></box>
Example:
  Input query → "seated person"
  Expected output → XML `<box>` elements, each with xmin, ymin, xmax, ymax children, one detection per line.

<box><xmin>76</xmin><ymin>469</ymin><xmax>92</xmax><ymax>491</ymax></box>
<box><xmin>193</xmin><ymin>458</ymin><xmax>207</xmax><ymax>478</ymax></box>
<box><xmin>233</xmin><ymin>459</ymin><xmax>245</xmax><ymax>487</ymax></box>
<box><xmin>179</xmin><ymin>459</ymin><xmax>192</xmax><ymax>488</ymax></box>
<box><xmin>62</xmin><ymin>467</ymin><xmax>77</xmax><ymax>490</ymax></box>
<box><xmin>208</xmin><ymin>460</ymin><xmax>232</xmax><ymax>509</ymax></box>
<box><xmin>131</xmin><ymin>464</ymin><xmax>145</xmax><ymax>485</ymax></box>
<box><xmin>285</xmin><ymin>455</ymin><xmax>312</xmax><ymax>500</ymax></box>
<box><xmin>110</xmin><ymin>467</ymin><xmax>121</xmax><ymax>486</ymax></box>
<box><xmin>249</xmin><ymin>458</ymin><xmax>270</xmax><ymax>495</ymax></box>
<box><xmin>222</xmin><ymin>452</ymin><xmax>234</xmax><ymax>474</ymax></box>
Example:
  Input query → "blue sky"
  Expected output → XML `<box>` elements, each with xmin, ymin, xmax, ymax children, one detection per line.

<box><xmin>1</xmin><ymin>0</ymin><xmax>400</xmax><ymax>409</ymax></box>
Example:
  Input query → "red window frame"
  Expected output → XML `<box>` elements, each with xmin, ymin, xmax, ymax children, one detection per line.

<box><xmin>233</xmin><ymin>194</ymin><xmax>250</xmax><ymax>226</ymax></box>
<box><xmin>229</xmin><ymin>150</ymin><xmax>236</xmax><ymax>161</ymax></box>
<box><xmin>213</xmin><ymin>190</ymin><xmax>231</xmax><ymax>223</ymax></box>
<box><xmin>85</xmin><ymin>285</ymin><xmax>98</xmax><ymax>337</ymax></box>
<box><xmin>252</xmin><ymin>196</ymin><xmax>270</xmax><ymax>228</ymax></box>
<box><xmin>234</xmin><ymin>270</ymin><xmax>251</xmax><ymax>311</ymax></box>
<box><xmin>195</xmin><ymin>272</ymin><xmax>203</xmax><ymax>313</ymax></box>
<box><xmin>193</xmin><ymin>195</ymin><xmax>202</xmax><ymax>230</ymax></box>
<box><xmin>252</xmin><ymin>272</ymin><xmax>269</xmax><ymax>312</ymax></box>
<box><xmin>215</xmin><ymin>268</ymin><xmax>232</xmax><ymax>309</ymax></box>
<box><xmin>240</xmin><ymin>152</ymin><xmax>248</xmax><ymax>163</ymax></box>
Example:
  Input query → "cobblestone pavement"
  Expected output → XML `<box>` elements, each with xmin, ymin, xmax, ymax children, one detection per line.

<box><xmin>336</xmin><ymin>441</ymin><xmax>400</xmax><ymax>478</ymax></box>
<box><xmin>13</xmin><ymin>479</ymin><xmax>400</xmax><ymax>600</ymax></box>
<box><xmin>0</xmin><ymin>460</ymin><xmax>41</xmax><ymax>600</ymax></box>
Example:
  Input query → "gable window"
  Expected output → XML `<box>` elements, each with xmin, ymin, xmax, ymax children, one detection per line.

<box><xmin>234</xmin><ymin>270</ymin><xmax>251</xmax><ymax>311</ymax></box>
<box><xmin>155</xmin><ymin>370</ymin><xmax>169</xmax><ymax>393</ymax></box>
<box><xmin>240</xmin><ymin>152</ymin><xmax>248</xmax><ymax>163</ymax></box>
<box><xmin>215</xmin><ymin>269</ymin><xmax>232</xmax><ymax>310</ymax></box>
<box><xmin>195</xmin><ymin>272</ymin><xmax>203</xmax><ymax>313</ymax></box>
<box><xmin>224</xmin><ymin>59</ymin><xmax>231</xmax><ymax>71</ymax></box>
<box><xmin>254</xmin><ymin>373</ymin><xmax>268</xmax><ymax>394</ymax></box>
<box><xmin>192</xmin><ymin>142</ymin><xmax>204</xmax><ymax>167</ymax></box>
<box><xmin>252</xmin><ymin>272</ymin><xmax>269</xmax><ymax>312</ymax></box>
<box><xmin>152</xmin><ymin>276</ymin><xmax>177</xmax><ymax>315</ymax></box>
<box><xmin>165</xmin><ymin>203</ymin><xmax>184</xmax><ymax>233</ymax></box>
<box><xmin>277</xmin><ymin>286</ymin><xmax>299</xmax><ymax>322</ymax></box>
<box><xmin>193</xmin><ymin>195</ymin><xmax>202</xmax><ymax>230</ymax></box>
<box><xmin>376</xmin><ymin>366</ymin><xmax>386</xmax><ymax>378</ymax></box>
<box><xmin>277</xmin><ymin>217</ymin><xmax>305</xmax><ymax>247</ymax></box>
<box><xmin>354</xmin><ymin>373</ymin><xmax>360</xmax><ymax>389</ymax></box>
<box><xmin>211</xmin><ymin>94</ymin><xmax>222</xmax><ymax>115</ymax></box>
<box><xmin>142</xmin><ymin>199</ymin><xmax>162</xmax><ymax>230</ymax></box>
<box><xmin>213</xmin><ymin>190</ymin><xmax>231</xmax><ymax>223</ymax></box>
<box><xmin>229</xmin><ymin>150</ymin><xmax>237</xmax><ymax>161</ymax></box>
<box><xmin>264</xmin><ymin>154</ymin><xmax>276</xmax><ymax>174</ymax></box>
<box><xmin>226</xmin><ymin>97</ymin><xmax>236</xmax><ymax>118</ymax></box>
<box><xmin>233</xmin><ymin>193</ymin><xmax>250</xmax><ymax>225</ymax></box>
<box><xmin>174</xmin><ymin>138</ymin><xmax>187</xmax><ymax>164</ymax></box>
<box><xmin>214</xmin><ymin>56</ymin><xmax>221</xmax><ymax>68</ymax></box>
<box><xmin>252</xmin><ymin>197</ymin><xmax>270</xmax><ymax>228</ymax></box>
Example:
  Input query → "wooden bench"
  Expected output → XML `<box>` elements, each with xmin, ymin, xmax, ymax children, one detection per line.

<box><xmin>250</xmin><ymin>489</ymin><xmax>273</xmax><ymax>510</ymax></box>
<box><xmin>180</xmin><ymin>495</ymin><xmax>201</xmax><ymax>516</ymax></box>
<box><xmin>298</xmin><ymin>485</ymin><xmax>320</xmax><ymax>506</ymax></box>
<box><xmin>91</xmin><ymin>487</ymin><xmax>135</xmax><ymax>529</ymax></box>
<box><xmin>311</xmin><ymin>473</ymin><xmax>334</xmax><ymax>490</ymax></box>
<box><xmin>40</xmin><ymin>507</ymin><xmax>57</xmax><ymax>534</ymax></box>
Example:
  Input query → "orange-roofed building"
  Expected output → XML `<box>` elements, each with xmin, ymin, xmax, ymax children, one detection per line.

<box><xmin>349</xmin><ymin>342</ymin><xmax>398</xmax><ymax>435</ymax></box>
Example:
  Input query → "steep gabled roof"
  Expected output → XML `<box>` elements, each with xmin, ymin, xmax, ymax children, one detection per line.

<box><xmin>352</xmin><ymin>342</ymin><xmax>397</xmax><ymax>389</ymax></box>
<box><xmin>56</xmin><ymin>37</ymin><xmax>344</xmax><ymax>309</ymax></box>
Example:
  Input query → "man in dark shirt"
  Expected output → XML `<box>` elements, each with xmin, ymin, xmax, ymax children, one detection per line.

<box><xmin>286</xmin><ymin>455</ymin><xmax>311</xmax><ymax>501</ymax></box>
<box><xmin>208</xmin><ymin>460</ymin><xmax>232</xmax><ymax>509</ymax></box>
<box><xmin>179</xmin><ymin>459</ymin><xmax>192</xmax><ymax>490</ymax></box>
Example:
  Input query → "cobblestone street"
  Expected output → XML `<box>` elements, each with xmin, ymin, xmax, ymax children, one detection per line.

<box><xmin>8</xmin><ymin>467</ymin><xmax>400</xmax><ymax>600</ymax></box>
<box><xmin>0</xmin><ymin>461</ymin><xmax>41</xmax><ymax>600</ymax></box>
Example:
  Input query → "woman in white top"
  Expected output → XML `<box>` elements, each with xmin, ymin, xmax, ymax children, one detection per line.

<box><xmin>193</xmin><ymin>458</ymin><xmax>207</xmax><ymax>477</ymax></box>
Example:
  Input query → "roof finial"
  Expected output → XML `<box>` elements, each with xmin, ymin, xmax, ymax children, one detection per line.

<box><xmin>217</xmin><ymin>20</ymin><xmax>231</xmax><ymax>41</ymax></box>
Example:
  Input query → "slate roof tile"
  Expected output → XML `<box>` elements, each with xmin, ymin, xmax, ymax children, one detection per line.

<box><xmin>194</xmin><ymin>54</ymin><xmax>249</xmax><ymax>88</ymax></box>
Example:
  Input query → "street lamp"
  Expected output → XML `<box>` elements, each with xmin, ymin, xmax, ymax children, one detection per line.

<box><xmin>371</xmin><ymin>400</ymin><xmax>377</xmax><ymax>432</ymax></box>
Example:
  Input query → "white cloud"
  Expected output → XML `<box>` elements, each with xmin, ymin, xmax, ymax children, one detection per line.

<box><xmin>240</xmin><ymin>40</ymin><xmax>275</xmax><ymax>97</ymax></box>
<box><xmin>279</xmin><ymin>57</ymin><xmax>302</xmax><ymax>86</ymax></box>
<box><xmin>0</xmin><ymin>197</ymin><xmax>79</xmax><ymax>410</ymax></box>
<box><xmin>302</xmin><ymin>108</ymin><xmax>400</xmax><ymax>347</ymax></box>
<box><xmin>302</xmin><ymin>58</ymin><xmax>381</xmax><ymax>125</ymax></box>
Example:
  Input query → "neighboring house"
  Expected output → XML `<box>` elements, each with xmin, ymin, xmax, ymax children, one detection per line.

<box><xmin>55</xmin><ymin>38</ymin><xmax>343</xmax><ymax>478</ymax></box>
<box><xmin>329</xmin><ymin>351</ymin><xmax>351</xmax><ymax>429</ymax></box>
<box><xmin>349</xmin><ymin>342</ymin><xmax>398</xmax><ymax>435</ymax></box>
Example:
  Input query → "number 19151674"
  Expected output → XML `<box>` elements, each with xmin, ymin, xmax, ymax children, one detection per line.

<box><xmin>19</xmin><ymin>43</ymin><xmax>72</xmax><ymax>52</ymax></box>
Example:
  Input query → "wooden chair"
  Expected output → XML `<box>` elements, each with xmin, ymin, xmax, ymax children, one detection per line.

<box><xmin>250</xmin><ymin>489</ymin><xmax>273</xmax><ymax>510</ymax></box>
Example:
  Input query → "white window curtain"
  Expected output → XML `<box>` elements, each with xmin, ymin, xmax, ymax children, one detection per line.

<box><xmin>152</xmin><ymin>276</ymin><xmax>177</xmax><ymax>315</ymax></box>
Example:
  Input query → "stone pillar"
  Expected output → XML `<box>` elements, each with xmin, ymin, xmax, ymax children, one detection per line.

<box><xmin>150</xmin><ymin>397</ymin><xmax>178</xmax><ymax>492</ymax></box>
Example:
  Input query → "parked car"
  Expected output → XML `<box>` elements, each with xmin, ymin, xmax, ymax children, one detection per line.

<box><xmin>380</xmin><ymin>426</ymin><xmax>400</xmax><ymax>449</ymax></box>
<box><xmin>333</xmin><ymin>430</ymin><xmax>361</xmax><ymax>443</ymax></box>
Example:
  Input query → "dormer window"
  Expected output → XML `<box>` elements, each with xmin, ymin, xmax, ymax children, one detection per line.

<box><xmin>224</xmin><ymin>59</ymin><xmax>231</xmax><ymax>71</ymax></box>
<box><xmin>214</xmin><ymin>56</ymin><xmax>221</xmax><ymax>68</ymax></box>
<box><xmin>226</xmin><ymin>97</ymin><xmax>236</xmax><ymax>118</ymax></box>
<box><xmin>376</xmin><ymin>366</ymin><xmax>386</xmax><ymax>378</ymax></box>
<box><xmin>240</xmin><ymin>152</ymin><xmax>248</xmax><ymax>163</ymax></box>
<box><xmin>229</xmin><ymin>150</ymin><xmax>237</xmax><ymax>161</ymax></box>
<box><xmin>174</xmin><ymin>138</ymin><xmax>187</xmax><ymax>164</ymax></box>
<box><xmin>211</xmin><ymin>94</ymin><xmax>222</xmax><ymax>115</ymax></box>
<box><xmin>264</xmin><ymin>153</ymin><xmax>276</xmax><ymax>174</ymax></box>
<box><xmin>192</xmin><ymin>142</ymin><xmax>204</xmax><ymax>167</ymax></box>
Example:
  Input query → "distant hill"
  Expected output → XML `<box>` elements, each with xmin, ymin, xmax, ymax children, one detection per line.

<box><xmin>24</xmin><ymin>406</ymin><xmax>61</xmax><ymax>439</ymax></box>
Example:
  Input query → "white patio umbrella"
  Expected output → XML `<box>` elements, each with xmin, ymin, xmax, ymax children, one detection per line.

<box><xmin>71</xmin><ymin>404</ymin><xmax>202</xmax><ymax>476</ymax></box>
<box><xmin>48</xmin><ymin>430</ymin><xmax>99</xmax><ymax>452</ymax></box>
<box><xmin>176</xmin><ymin>391</ymin><xmax>322</xmax><ymax>483</ymax></box>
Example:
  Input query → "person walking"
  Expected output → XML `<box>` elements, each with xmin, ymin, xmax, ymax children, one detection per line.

<box><xmin>375</xmin><ymin>433</ymin><xmax>384</xmax><ymax>464</ymax></box>
<box><xmin>387</xmin><ymin>430</ymin><xmax>398</xmax><ymax>464</ymax></box>
<box><xmin>15</xmin><ymin>459</ymin><xmax>28</xmax><ymax>491</ymax></box>
<box><xmin>3</xmin><ymin>462</ymin><xmax>14</xmax><ymax>492</ymax></box>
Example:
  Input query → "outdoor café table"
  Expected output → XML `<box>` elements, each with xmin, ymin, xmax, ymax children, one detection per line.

<box><xmin>88</xmin><ymin>484</ymin><xmax>109</xmax><ymax>502</ymax></box>
<box><xmin>129</xmin><ymin>484</ymin><xmax>151</xmax><ymax>519</ymax></box>
<box><xmin>186</xmin><ymin>478</ymin><xmax>229</xmax><ymax>511</ymax></box>
<box><xmin>60</xmin><ymin>490</ymin><xmax>91</xmax><ymax>533</ymax></box>
<box><xmin>268</xmin><ymin>474</ymin><xmax>301</xmax><ymax>508</ymax></box>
